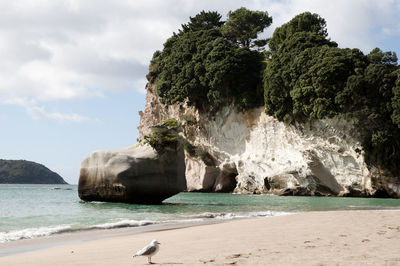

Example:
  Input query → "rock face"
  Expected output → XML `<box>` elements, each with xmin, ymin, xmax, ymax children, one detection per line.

<box><xmin>0</xmin><ymin>159</ymin><xmax>67</xmax><ymax>184</ymax></box>
<box><xmin>138</xmin><ymin>83</ymin><xmax>400</xmax><ymax>197</ymax></box>
<box><xmin>78</xmin><ymin>138</ymin><xmax>186</xmax><ymax>204</ymax></box>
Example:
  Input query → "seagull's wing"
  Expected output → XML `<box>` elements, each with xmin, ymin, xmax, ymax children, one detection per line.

<box><xmin>136</xmin><ymin>244</ymin><xmax>157</xmax><ymax>256</ymax></box>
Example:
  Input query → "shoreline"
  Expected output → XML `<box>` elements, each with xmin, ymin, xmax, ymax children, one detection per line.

<box><xmin>0</xmin><ymin>219</ymin><xmax>225</xmax><ymax>257</ymax></box>
<box><xmin>0</xmin><ymin>207</ymin><xmax>295</xmax><ymax>250</ymax></box>
<box><xmin>1</xmin><ymin>210</ymin><xmax>400</xmax><ymax>265</ymax></box>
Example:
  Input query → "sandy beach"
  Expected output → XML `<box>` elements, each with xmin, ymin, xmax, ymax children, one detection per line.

<box><xmin>1</xmin><ymin>210</ymin><xmax>400</xmax><ymax>266</ymax></box>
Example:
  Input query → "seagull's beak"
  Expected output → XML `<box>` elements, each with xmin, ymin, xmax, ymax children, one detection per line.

<box><xmin>157</xmin><ymin>242</ymin><xmax>161</xmax><ymax>245</ymax></box>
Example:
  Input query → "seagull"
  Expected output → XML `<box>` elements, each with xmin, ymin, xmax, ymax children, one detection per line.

<box><xmin>133</xmin><ymin>239</ymin><xmax>161</xmax><ymax>264</ymax></box>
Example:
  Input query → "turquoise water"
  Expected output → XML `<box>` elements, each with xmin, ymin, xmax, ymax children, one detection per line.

<box><xmin>1</xmin><ymin>184</ymin><xmax>400</xmax><ymax>242</ymax></box>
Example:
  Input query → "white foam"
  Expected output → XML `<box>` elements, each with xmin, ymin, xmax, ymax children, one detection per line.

<box><xmin>0</xmin><ymin>225</ymin><xmax>71</xmax><ymax>243</ymax></box>
<box><xmin>0</xmin><ymin>219</ymin><xmax>158</xmax><ymax>243</ymax></box>
<box><xmin>90</xmin><ymin>219</ymin><xmax>155</xmax><ymax>229</ymax></box>
<box><xmin>0</xmin><ymin>212</ymin><xmax>294</xmax><ymax>243</ymax></box>
<box><xmin>190</xmin><ymin>210</ymin><xmax>293</xmax><ymax>220</ymax></box>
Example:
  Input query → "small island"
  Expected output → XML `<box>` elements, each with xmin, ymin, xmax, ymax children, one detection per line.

<box><xmin>0</xmin><ymin>159</ymin><xmax>67</xmax><ymax>184</ymax></box>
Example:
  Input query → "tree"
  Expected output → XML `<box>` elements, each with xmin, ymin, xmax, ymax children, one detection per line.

<box><xmin>269</xmin><ymin>12</ymin><xmax>328</xmax><ymax>53</ymax></box>
<box><xmin>180</xmin><ymin>11</ymin><xmax>224</xmax><ymax>33</ymax></box>
<box><xmin>264</xmin><ymin>12</ymin><xmax>400</xmax><ymax>173</ymax></box>
<box><xmin>149</xmin><ymin>9</ymin><xmax>266</xmax><ymax>112</ymax></box>
<box><xmin>156</xmin><ymin>29</ymin><xmax>223</xmax><ymax>106</ymax></box>
<box><xmin>291</xmin><ymin>46</ymin><xmax>366</xmax><ymax>119</ymax></box>
<box><xmin>392</xmin><ymin>71</ymin><xmax>400</xmax><ymax>128</ymax></box>
<box><xmin>263</xmin><ymin>29</ymin><xmax>336</xmax><ymax>121</ymax></box>
<box><xmin>264</xmin><ymin>12</ymin><xmax>336</xmax><ymax>121</ymax></box>
<box><xmin>368</xmin><ymin>47</ymin><xmax>398</xmax><ymax>65</ymax></box>
<box><xmin>221</xmin><ymin>7</ymin><xmax>272</xmax><ymax>48</ymax></box>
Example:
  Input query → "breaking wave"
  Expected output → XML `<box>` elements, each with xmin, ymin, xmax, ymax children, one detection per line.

<box><xmin>0</xmin><ymin>225</ymin><xmax>73</xmax><ymax>243</ymax></box>
<box><xmin>0</xmin><ymin>220</ymin><xmax>156</xmax><ymax>243</ymax></box>
<box><xmin>0</xmin><ymin>211</ymin><xmax>292</xmax><ymax>243</ymax></box>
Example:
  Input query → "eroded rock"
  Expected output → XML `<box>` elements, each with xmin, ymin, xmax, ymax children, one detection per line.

<box><xmin>78</xmin><ymin>142</ymin><xmax>186</xmax><ymax>204</ymax></box>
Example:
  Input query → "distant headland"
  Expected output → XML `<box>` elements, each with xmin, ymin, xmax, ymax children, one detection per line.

<box><xmin>0</xmin><ymin>159</ymin><xmax>67</xmax><ymax>184</ymax></box>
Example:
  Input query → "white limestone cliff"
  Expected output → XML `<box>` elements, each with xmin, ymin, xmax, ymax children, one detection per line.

<box><xmin>139</xmin><ymin>83</ymin><xmax>399</xmax><ymax>197</ymax></box>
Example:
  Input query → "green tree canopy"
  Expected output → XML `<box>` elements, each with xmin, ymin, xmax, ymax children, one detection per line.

<box><xmin>264</xmin><ymin>27</ymin><xmax>337</xmax><ymax>121</ymax></box>
<box><xmin>149</xmin><ymin>8</ymin><xmax>269</xmax><ymax>112</ymax></box>
<box><xmin>290</xmin><ymin>46</ymin><xmax>366</xmax><ymax>119</ymax></box>
<box><xmin>180</xmin><ymin>11</ymin><xmax>224</xmax><ymax>33</ymax></box>
<box><xmin>221</xmin><ymin>7</ymin><xmax>272</xmax><ymax>48</ymax></box>
<box><xmin>392</xmin><ymin>71</ymin><xmax>400</xmax><ymax>128</ymax></box>
<box><xmin>269</xmin><ymin>12</ymin><xmax>328</xmax><ymax>53</ymax></box>
<box><xmin>368</xmin><ymin>47</ymin><xmax>398</xmax><ymax>65</ymax></box>
<box><xmin>264</xmin><ymin>12</ymin><xmax>400</xmax><ymax>173</ymax></box>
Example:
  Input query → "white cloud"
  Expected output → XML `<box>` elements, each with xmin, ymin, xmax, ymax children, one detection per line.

<box><xmin>4</xmin><ymin>98</ymin><xmax>89</xmax><ymax>123</ymax></box>
<box><xmin>26</xmin><ymin>105</ymin><xmax>89</xmax><ymax>123</ymax></box>
<box><xmin>0</xmin><ymin>0</ymin><xmax>399</xmax><ymax>122</ymax></box>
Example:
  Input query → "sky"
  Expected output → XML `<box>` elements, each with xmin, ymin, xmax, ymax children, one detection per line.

<box><xmin>0</xmin><ymin>0</ymin><xmax>399</xmax><ymax>184</ymax></box>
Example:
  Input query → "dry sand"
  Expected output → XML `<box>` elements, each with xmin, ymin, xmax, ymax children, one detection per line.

<box><xmin>1</xmin><ymin>210</ymin><xmax>400</xmax><ymax>266</ymax></box>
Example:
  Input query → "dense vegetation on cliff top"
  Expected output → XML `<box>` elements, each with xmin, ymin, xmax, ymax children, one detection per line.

<box><xmin>148</xmin><ymin>9</ymin><xmax>400</xmax><ymax>174</ymax></box>
<box><xmin>0</xmin><ymin>159</ymin><xmax>67</xmax><ymax>184</ymax></box>
<box><xmin>148</xmin><ymin>8</ymin><xmax>271</xmax><ymax>111</ymax></box>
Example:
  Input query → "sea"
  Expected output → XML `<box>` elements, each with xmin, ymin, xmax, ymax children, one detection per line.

<box><xmin>1</xmin><ymin>184</ymin><xmax>400</xmax><ymax>243</ymax></box>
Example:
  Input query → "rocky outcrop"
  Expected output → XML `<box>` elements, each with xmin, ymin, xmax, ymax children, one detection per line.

<box><xmin>138</xmin><ymin>83</ymin><xmax>400</xmax><ymax>197</ymax></box>
<box><xmin>184</xmin><ymin>156</ymin><xmax>237</xmax><ymax>192</ymax></box>
<box><xmin>78</xmin><ymin>132</ymin><xmax>186</xmax><ymax>204</ymax></box>
<box><xmin>0</xmin><ymin>159</ymin><xmax>67</xmax><ymax>184</ymax></box>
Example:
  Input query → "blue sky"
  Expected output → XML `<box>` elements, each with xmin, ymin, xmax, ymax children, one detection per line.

<box><xmin>0</xmin><ymin>0</ymin><xmax>399</xmax><ymax>184</ymax></box>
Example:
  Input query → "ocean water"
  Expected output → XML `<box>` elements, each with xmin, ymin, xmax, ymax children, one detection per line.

<box><xmin>1</xmin><ymin>184</ymin><xmax>400</xmax><ymax>243</ymax></box>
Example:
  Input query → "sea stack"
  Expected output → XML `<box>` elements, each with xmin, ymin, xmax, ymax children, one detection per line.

<box><xmin>78</xmin><ymin>127</ymin><xmax>186</xmax><ymax>204</ymax></box>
